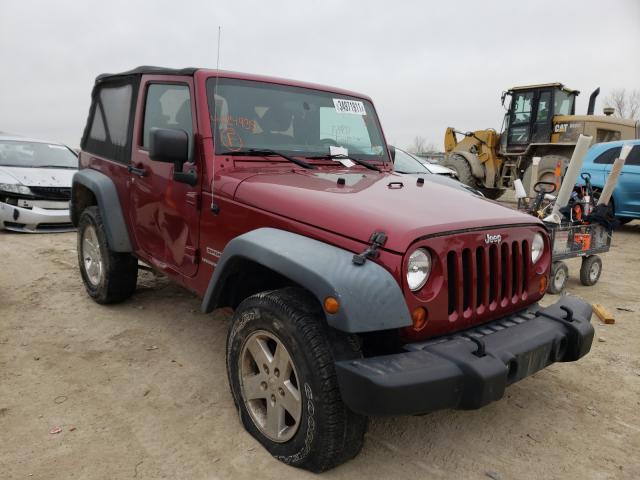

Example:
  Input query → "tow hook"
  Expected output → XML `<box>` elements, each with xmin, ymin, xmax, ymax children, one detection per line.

<box><xmin>352</xmin><ymin>231</ymin><xmax>387</xmax><ymax>265</ymax></box>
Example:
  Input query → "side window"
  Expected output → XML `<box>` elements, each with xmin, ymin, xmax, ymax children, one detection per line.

<box><xmin>626</xmin><ymin>145</ymin><xmax>640</xmax><ymax>166</ymax></box>
<box><xmin>512</xmin><ymin>92</ymin><xmax>533</xmax><ymax>123</ymax></box>
<box><xmin>594</xmin><ymin>146</ymin><xmax>621</xmax><ymax>165</ymax></box>
<box><xmin>596</xmin><ymin>129</ymin><xmax>622</xmax><ymax>143</ymax></box>
<box><xmin>142</xmin><ymin>84</ymin><xmax>193</xmax><ymax>149</ymax></box>
<box><xmin>83</xmin><ymin>82</ymin><xmax>134</xmax><ymax>163</ymax></box>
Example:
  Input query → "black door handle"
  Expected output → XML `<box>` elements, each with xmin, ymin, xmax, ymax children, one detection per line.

<box><xmin>128</xmin><ymin>165</ymin><xmax>147</xmax><ymax>177</ymax></box>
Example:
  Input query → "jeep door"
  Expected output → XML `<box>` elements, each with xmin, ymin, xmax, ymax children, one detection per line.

<box><xmin>611</xmin><ymin>145</ymin><xmax>640</xmax><ymax>217</ymax></box>
<box><xmin>128</xmin><ymin>76</ymin><xmax>200</xmax><ymax>276</ymax></box>
<box><xmin>586</xmin><ymin>145</ymin><xmax>619</xmax><ymax>189</ymax></box>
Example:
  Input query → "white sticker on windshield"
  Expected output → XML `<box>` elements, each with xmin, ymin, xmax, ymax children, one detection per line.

<box><xmin>48</xmin><ymin>144</ymin><xmax>67</xmax><ymax>149</ymax></box>
<box><xmin>333</xmin><ymin>98</ymin><xmax>366</xmax><ymax>115</ymax></box>
<box><xmin>330</xmin><ymin>145</ymin><xmax>349</xmax><ymax>157</ymax></box>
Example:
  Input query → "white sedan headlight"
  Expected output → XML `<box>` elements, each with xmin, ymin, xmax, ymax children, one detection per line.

<box><xmin>531</xmin><ymin>233</ymin><xmax>544</xmax><ymax>264</ymax></box>
<box><xmin>407</xmin><ymin>248</ymin><xmax>432</xmax><ymax>291</ymax></box>
<box><xmin>0</xmin><ymin>183</ymin><xmax>31</xmax><ymax>195</ymax></box>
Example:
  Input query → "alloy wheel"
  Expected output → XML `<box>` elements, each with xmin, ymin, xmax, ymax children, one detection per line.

<box><xmin>239</xmin><ymin>330</ymin><xmax>302</xmax><ymax>442</ymax></box>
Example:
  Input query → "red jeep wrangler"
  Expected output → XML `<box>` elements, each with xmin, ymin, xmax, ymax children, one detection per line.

<box><xmin>72</xmin><ymin>66</ymin><xmax>594</xmax><ymax>472</ymax></box>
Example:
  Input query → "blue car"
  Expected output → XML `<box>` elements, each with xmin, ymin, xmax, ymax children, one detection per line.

<box><xmin>579</xmin><ymin>139</ymin><xmax>640</xmax><ymax>224</ymax></box>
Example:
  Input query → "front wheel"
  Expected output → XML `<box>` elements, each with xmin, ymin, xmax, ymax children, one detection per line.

<box><xmin>226</xmin><ymin>287</ymin><xmax>367</xmax><ymax>472</ymax></box>
<box><xmin>442</xmin><ymin>154</ymin><xmax>476</xmax><ymax>188</ymax></box>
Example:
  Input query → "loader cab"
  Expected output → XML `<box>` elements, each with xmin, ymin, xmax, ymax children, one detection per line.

<box><xmin>500</xmin><ymin>83</ymin><xmax>578</xmax><ymax>153</ymax></box>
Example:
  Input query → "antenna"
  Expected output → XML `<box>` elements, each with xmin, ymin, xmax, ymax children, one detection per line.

<box><xmin>213</xmin><ymin>26</ymin><xmax>222</xmax><ymax>108</ymax></box>
<box><xmin>216</xmin><ymin>26</ymin><xmax>221</xmax><ymax>73</ymax></box>
<box><xmin>211</xmin><ymin>26</ymin><xmax>222</xmax><ymax>214</ymax></box>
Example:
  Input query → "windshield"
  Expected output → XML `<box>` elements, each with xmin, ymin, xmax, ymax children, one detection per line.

<box><xmin>393</xmin><ymin>148</ymin><xmax>431</xmax><ymax>174</ymax></box>
<box><xmin>0</xmin><ymin>140</ymin><xmax>78</xmax><ymax>168</ymax></box>
<box><xmin>207</xmin><ymin>78</ymin><xmax>389</xmax><ymax>162</ymax></box>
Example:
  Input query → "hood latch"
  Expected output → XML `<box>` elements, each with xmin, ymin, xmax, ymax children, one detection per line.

<box><xmin>353</xmin><ymin>231</ymin><xmax>387</xmax><ymax>265</ymax></box>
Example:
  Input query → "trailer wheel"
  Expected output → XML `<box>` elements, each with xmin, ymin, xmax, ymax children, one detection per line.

<box><xmin>548</xmin><ymin>261</ymin><xmax>568</xmax><ymax>294</ymax></box>
<box><xmin>580</xmin><ymin>255</ymin><xmax>602</xmax><ymax>286</ymax></box>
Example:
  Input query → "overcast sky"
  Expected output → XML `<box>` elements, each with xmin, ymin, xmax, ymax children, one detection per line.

<box><xmin>1</xmin><ymin>0</ymin><xmax>639</xmax><ymax>149</ymax></box>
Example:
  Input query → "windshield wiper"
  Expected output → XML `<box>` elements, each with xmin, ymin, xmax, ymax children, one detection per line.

<box><xmin>306</xmin><ymin>153</ymin><xmax>381</xmax><ymax>172</ymax></box>
<box><xmin>34</xmin><ymin>165</ymin><xmax>77</xmax><ymax>169</ymax></box>
<box><xmin>223</xmin><ymin>148</ymin><xmax>314</xmax><ymax>169</ymax></box>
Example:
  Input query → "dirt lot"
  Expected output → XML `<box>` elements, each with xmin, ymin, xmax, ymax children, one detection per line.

<box><xmin>1</xmin><ymin>221</ymin><xmax>640</xmax><ymax>480</ymax></box>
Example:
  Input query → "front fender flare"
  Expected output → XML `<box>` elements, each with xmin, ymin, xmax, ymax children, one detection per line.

<box><xmin>201</xmin><ymin>228</ymin><xmax>412</xmax><ymax>333</ymax></box>
<box><xmin>71</xmin><ymin>169</ymin><xmax>133</xmax><ymax>252</ymax></box>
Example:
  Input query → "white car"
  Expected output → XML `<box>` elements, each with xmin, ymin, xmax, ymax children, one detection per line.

<box><xmin>390</xmin><ymin>145</ymin><xmax>483</xmax><ymax>196</ymax></box>
<box><xmin>0</xmin><ymin>135</ymin><xmax>78</xmax><ymax>232</ymax></box>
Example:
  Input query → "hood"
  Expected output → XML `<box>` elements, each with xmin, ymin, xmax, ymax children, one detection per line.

<box><xmin>0</xmin><ymin>166</ymin><xmax>76</xmax><ymax>187</ymax></box>
<box><xmin>233</xmin><ymin>169</ymin><xmax>539</xmax><ymax>253</ymax></box>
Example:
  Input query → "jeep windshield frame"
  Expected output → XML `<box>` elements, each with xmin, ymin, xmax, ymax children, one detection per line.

<box><xmin>206</xmin><ymin>78</ymin><xmax>390</xmax><ymax>165</ymax></box>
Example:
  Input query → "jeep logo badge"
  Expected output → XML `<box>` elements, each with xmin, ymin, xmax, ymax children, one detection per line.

<box><xmin>485</xmin><ymin>234</ymin><xmax>502</xmax><ymax>244</ymax></box>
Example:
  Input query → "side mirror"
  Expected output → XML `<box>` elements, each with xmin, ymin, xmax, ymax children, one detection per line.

<box><xmin>149</xmin><ymin>128</ymin><xmax>197</xmax><ymax>186</ymax></box>
<box><xmin>149</xmin><ymin>127</ymin><xmax>188</xmax><ymax>165</ymax></box>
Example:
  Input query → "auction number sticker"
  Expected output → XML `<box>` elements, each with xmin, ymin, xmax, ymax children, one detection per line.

<box><xmin>333</xmin><ymin>98</ymin><xmax>366</xmax><ymax>115</ymax></box>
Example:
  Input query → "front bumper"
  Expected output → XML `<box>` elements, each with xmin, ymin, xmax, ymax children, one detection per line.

<box><xmin>0</xmin><ymin>201</ymin><xmax>74</xmax><ymax>233</ymax></box>
<box><xmin>335</xmin><ymin>295</ymin><xmax>594</xmax><ymax>416</ymax></box>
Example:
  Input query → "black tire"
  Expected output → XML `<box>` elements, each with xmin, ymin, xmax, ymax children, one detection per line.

<box><xmin>548</xmin><ymin>261</ymin><xmax>568</xmax><ymax>294</ymax></box>
<box><xmin>77</xmin><ymin>206</ymin><xmax>138</xmax><ymax>304</ymax></box>
<box><xmin>619</xmin><ymin>217</ymin><xmax>633</xmax><ymax>225</ymax></box>
<box><xmin>442</xmin><ymin>153</ymin><xmax>476</xmax><ymax>188</ymax></box>
<box><xmin>443</xmin><ymin>154</ymin><xmax>505</xmax><ymax>199</ymax></box>
<box><xmin>580</xmin><ymin>255</ymin><xmax>602</xmax><ymax>286</ymax></box>
<box><xmin>226</xmin><ymin>287</ymin><xmax>367</xmax><ymax>472</ymax></box>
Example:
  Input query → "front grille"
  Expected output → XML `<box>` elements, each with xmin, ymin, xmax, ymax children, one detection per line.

<box><xmin>446</xmin><ymin>240</ymin><xmax>530</xmax><ymax>320</ymax></box>
<box><xmin>28</xmin><ymin>186</ymin><xmax>71</xmax><ymax>201</ymax></box>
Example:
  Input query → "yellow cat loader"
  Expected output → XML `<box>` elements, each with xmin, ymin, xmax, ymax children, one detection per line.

<box><xmin>443</xmin><ymin>83</ymin><xmax>640</xmax><ymax>199</ymax></box>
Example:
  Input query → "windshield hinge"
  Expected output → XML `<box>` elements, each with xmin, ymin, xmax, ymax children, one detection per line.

<box><xmin>353</xmin><ymin>231</ymin><xmax>387</xmax><ymax>266</ymax></box>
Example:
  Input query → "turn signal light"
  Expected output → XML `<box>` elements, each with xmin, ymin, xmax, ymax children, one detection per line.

<box><xmin>539</xmin><ymin>276</ymin><xmax>548</xmax><ymax>295</ymax></box>
<box><xmin>323</xmin><ymin>296</ymin><xmax>340</xmax><ymax>314</ymax></box>
<box><xmin>412</xmin><ymin>307</ymin><xmax>428</xmax><ymax>331</ymax></box>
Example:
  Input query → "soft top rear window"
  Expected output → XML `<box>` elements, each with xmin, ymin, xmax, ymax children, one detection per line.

<box><xmin>81</xmin><ymin>77</ymin><xmax>138</xmax><ymax>164</ymax></box>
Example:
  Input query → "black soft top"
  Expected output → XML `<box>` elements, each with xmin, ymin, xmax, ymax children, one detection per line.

<box><xmin>96</xmin><ymin>66</ymin><xmax>197</xmax><ymax>84</ymax></box>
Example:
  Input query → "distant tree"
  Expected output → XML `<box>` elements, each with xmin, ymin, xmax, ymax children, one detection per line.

<box><xmin>604</xmin><ymin>88</ymin><xmax>640</xmax><ymax>120</ymax></box>
<box><xmin>408</xmin><ymin>136</ymin><xmax>436</xmax><ymax>155</ymax></box>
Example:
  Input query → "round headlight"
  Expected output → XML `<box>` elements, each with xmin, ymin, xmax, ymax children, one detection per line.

<box><xmin>407</xmin><ymin>248</ymin><xmax>432</xmax><ymax>291</ymax></box>
<box><xmin>531</xmin><ymin>233</ymin><xmax>544</xmax><ymax>264</ymax></box>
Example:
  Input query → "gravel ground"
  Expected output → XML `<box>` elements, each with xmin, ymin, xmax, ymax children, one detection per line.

<box><xmin>1</xmin><ymin>221</ymin><xmax>639</xmax><ymax>480</ymax></box>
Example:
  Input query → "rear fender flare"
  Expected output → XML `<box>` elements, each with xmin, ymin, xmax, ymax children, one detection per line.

<box><xmin>201</xmin><ymin>228</ymin><xmax>412</xmax><ymax>333</ymax></box>
<box><xmin>71</xmin><ymin>169</ymin><xmax>132</xmax><ymax>252</ymax></box>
